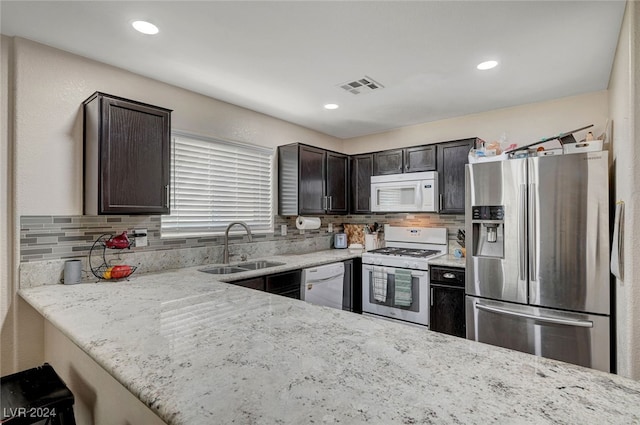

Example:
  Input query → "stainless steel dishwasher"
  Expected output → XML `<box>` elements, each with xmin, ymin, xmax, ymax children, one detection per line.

<box><xmin>301</xmin><ymin>262</ymin><xmax>345</xmax><ymax>310</ymax></box>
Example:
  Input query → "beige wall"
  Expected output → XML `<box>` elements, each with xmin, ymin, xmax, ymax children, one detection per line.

<box><xmin>1</xmin><ymin>35</ymin><xmax>16</xmax><ymax>375</ymax></box>
<box><xmin>609</xmin><ymin>1</ymin><xmax>639</xmax><ymax>379</ymax></box>
<box><xmin>12</xmin><ymin>37</ymin><xmax>342</xmax><ymax>216</ymax></box>
<box><xmin>342</xmin><ymin>90</ymin><xmax>609</xmax><ymax>154</ymax></box>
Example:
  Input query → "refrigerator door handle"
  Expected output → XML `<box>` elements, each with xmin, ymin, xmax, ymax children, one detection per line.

<box><xmin>519</xmin><ymin>183</ymin><xmax>527</xmax><ymax>281</ymax></box>
<box><xmin>529</xmin><ymin>183</ymin><xmax>537</xmax><ymax>281</ymax></box>
<box><xmin>475</xmin><ymin>303</ymin><xmax>593</xmax><ymax>328</ymax></box>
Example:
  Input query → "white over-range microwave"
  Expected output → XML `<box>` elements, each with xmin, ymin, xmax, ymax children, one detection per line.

<box><xmin>370</xmin><ymin>171</ymin><xmax>439</xmax><ymax>213</ymax></box>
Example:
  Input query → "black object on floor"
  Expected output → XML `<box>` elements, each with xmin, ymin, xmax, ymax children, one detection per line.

<box><xmin>1</xmin><ymin>362</ymin><xmax>76</xmax><ymax>425</ymax></box>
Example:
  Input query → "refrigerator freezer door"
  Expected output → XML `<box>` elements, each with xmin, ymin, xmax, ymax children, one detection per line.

<box><xmin>528</xmin><ymin>152</ymin><xmax>610</xmax><ymax>315</ymax></box>
<box><xmin>466</xmin><ymin>296</ymin><xmax>610</xmax><ymax>372</ymax></box>
<box><xmin>465</xmin><ymin>159</ymin><xmax>528</xmax><ymax>304</ymax></box>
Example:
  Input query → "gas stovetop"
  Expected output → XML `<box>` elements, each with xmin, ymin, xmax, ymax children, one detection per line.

<box><xmin>361</xmin><ymin>246</ymin><xmax>446</xmax><ymax>270</ymax></box>
<box><xmin>361</xmin><ymin>225</ymin><xmax>448</xmax><ymax>270</ymax></box>
<box><xmin>366</xmin><ymin>247</ymin><xmax>443</xmax><ymax>258</ymax></box>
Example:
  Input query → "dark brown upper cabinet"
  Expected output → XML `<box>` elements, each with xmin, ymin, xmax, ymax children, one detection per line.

<box><xmin>437</xmin><ymin>138</ymin><xmax>477</xmax><ymax>214</ymax></box>
<box><xmin>325</xmin><ymin>151</ymin><xmax>349</xmax><ymax>214</ymax></box>
<box><xmin>298</xmin><ymin>145</ymin><xmax>326</xmax><ymax>214</ymax></box>
<box><xmin>350</xmin><ymin>154</ymin><xmax>373</xmax><ymax>214</ymax></box>
<box><xmin>83</xmin><ymin>92</ymin><xmax>171</xmax><ymax>215</ymax></box>
<box><xmin>278</xmin><ymin>143</ymin><xmax>348</xmax><ymax>216</ymax></box>
<box><xmin>405</xmin><ymin>145</ymin><xmax>436</xmax><ymax>172</ymax></box>
<box><xmin>373</xmin><ymin>145</ymin><xmax>436</xmax><ymax>175</ymax></box>
<box><xmin>373</xmin><ymin>149</ymin><xmax>404</xmax><ymax>175</ymax></box>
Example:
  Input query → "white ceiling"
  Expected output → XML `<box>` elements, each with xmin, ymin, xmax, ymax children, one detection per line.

<box><xmin>0</xmin><ymin>1</ymin><xmax>626</xmax><ymax>139</ymax></box>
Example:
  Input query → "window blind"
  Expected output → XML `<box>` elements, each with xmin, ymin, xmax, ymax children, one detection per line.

<box><xmin>161</xmin><ymin>131</ymin><xmax>274</xmax><ymax>237</ymax></box>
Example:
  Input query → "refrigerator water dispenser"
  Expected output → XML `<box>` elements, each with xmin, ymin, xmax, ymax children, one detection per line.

<box><xmin>471</xmin><ymin>206</ymin><xmax>504</xmax><ymax>258</ymax></box>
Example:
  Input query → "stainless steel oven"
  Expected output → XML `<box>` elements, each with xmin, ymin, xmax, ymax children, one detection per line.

<box><xmin>361</xmin><ymin>225</ymin><xmax>448</xmax><ymax>327</ymax></box>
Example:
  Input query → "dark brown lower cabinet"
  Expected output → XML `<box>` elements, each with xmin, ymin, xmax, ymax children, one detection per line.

<box><xmin>232</xmin><ymin>270</ymin><xmax>302</xmax><ymax>299</ymax></box>
<box><xmin>233</xmin><ymin>276</ymin><xmax>265</xmax><ymax>291</ymax></box>
<box><xmin>266</xmin><ymin>270</ymin><xmax>302</xmax><ymax>299</ymax></box>
<box><xmin>430</xmin><ymin>266</ymin><xmax>465</xmax><ymax>338</ymax></box>
<box><xmin>342</xmin><ymin>258</ymin><xmax>362</xmax><ymax>313</ymax></box>
<box><xmin>229</xmin><ymin>261</ymin><xmax>361</xmax><ymax>307</ymax></box>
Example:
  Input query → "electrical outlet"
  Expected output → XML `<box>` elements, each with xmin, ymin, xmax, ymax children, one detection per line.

<box><xmin>132</xmin><ymin>229</ymin><xmax>148</xmax><ymax>247</ymax></box>
<box><xmin>281</xmin><ymin>224</ymin><xmax>287</xmax><ymax>236</ymax></box>
<box><xmin>328</xmin><ymin>223</ymin><xmax>334</xmax><ymax>233</ymax></box>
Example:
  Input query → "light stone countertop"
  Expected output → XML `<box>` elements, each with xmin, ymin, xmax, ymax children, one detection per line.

<box><xmin>19</xmin><ymin>250</ymin><xmax>640</xmax><ymax>425</ymax></box>
<box><xmin>204</xmin><ymin>249</ymin><xmax>361</xmax><ymax>282</ymax></box>
<box><xmin>428</xmin><ymin>253</ymin><xmax>466</xmax><ymax>269</ymax></box>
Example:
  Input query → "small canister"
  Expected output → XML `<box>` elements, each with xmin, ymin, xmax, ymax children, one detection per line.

<box><xmin>63</xmin><ymin>259</ymin><xmax>82</xmax><ymax>285</ymax></box>
<box><xmin>334</xmin><ymin>233</ymin><xmax>348</xmax><ymax>249</ymax></box>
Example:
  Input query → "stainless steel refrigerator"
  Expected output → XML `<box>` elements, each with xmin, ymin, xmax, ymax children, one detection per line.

<box><xmin>465</xmin><ymin>151</ymin><xmax>611</xmax><ymax>372</ymax></box>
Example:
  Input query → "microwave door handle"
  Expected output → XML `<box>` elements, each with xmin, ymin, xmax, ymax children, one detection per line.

<box><xmin>371</xmin><ymin>187</ymin><xmax>378</xmax><ymax>210</ymax></box>
<box><xmin>415</xmin><ymin>182</ymin><xmax>423</xmax><ymax>207</ymax></box>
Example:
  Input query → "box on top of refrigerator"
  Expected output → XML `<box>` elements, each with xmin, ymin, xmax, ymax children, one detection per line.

<box><xmin>563</xmin><ymin>140</ymin><xmax>603</xmax><ymax>155</ymax></box>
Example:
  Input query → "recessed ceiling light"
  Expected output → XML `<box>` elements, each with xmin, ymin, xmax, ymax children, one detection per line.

<box><xmin>477</xmin><ymin>60</ymin><xmax>498</xmax><ymax>70</ymax></box>
<box><xmin>132</xmin><ymin>20</ymin><xmax>159</xmax><ymax>35</ymax></box>
<box><xmin>324</xmin><ymin>104</ymin><xmax>339</xmax><ymax>110</ymax></box>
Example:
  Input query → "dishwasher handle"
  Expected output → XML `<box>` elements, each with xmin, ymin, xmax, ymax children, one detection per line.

<box><xmin>305</xmin><ymin>273</ymin><xmax>344</xmax><ymax>284</ymax></box>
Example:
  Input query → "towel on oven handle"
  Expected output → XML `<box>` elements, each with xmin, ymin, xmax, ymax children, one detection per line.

<box><xmin>394</xmin><ymin>269</ymin><xmax>413</xmax><ymax>307</ymax></box>
<box><xmin>372</xmin><ymin>266</ymin><xmax>388</xmax><ymax>302</ymax></box>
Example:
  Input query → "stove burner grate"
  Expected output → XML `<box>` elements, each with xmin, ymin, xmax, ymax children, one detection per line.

<box><xmin>366</xmin><ymin>247</ymin><xmax>442</xmax><ymax>258</ymax></box>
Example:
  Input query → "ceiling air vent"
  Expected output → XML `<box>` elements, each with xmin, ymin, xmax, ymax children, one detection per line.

<box><xmin>338</xmin><ymin>76</ymin><xmax>384</xmax><ymax>95</ymax></box>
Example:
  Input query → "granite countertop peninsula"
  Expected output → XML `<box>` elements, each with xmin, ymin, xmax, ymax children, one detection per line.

<box><xmin>19</xmin><ymin>251</ymin><xmax>640</xmax><ymax>424</ymax></box>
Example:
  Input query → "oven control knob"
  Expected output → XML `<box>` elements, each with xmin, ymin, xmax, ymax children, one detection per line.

<box><xmin>375</xmin><ymin>258</ymin><xmax>382</xmax><ymax>265</ymax></box>
<box><xmin>403</xmin><ymin>261</ymin><xmax>410</xmax><ymax>268</ymax></box>
<box><xmin>412</xmin><ymin>262</ymin><xmax>419</xmax><ymax>269</ymax></box>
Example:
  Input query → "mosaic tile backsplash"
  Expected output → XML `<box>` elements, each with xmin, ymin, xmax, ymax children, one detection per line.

<box><xmin>19</xmin><ymin>213</ymin><xmax>465</xmax><ymax>286</ymax></box>
<box><xmin>20</xmin><ymin>213</ymin><xmax>465</xmax><ymax>263</ymax></box>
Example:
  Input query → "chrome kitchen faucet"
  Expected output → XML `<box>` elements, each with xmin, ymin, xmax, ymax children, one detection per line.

<box><xmin>223</xmin><ymin>222</ymin><xmax>253</xmax><ymax>264</ymax></box>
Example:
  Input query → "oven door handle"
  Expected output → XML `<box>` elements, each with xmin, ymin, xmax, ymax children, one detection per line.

<box><xmin>362</xmin><ymin>264</ymin><xmax>426</xmax><ymax>277</ymax></box>
<box><xmin>363</xmin><ymin>265</ymin><xmax>424</xmax><ymax>277</ymax></box>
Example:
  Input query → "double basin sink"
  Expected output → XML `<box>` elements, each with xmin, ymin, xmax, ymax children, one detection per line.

<box><xmin>200</xmin><ymin>260</ymin><xmax>285</xmax><ymax>275</ymax></box>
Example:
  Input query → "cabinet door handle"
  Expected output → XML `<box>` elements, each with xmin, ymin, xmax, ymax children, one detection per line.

<box><xmin>328</xmin><ymin>196</ymin><xmax>332</xmax><ymax>211</ymax></box>
<box><xmin>443</xmin><ymin>272</ymin><xmax>456</xmax><ymax>279</ymax></box>
<box><xmin>165</xmin><ymin>184</ymin><xmax>170</xmax><ymax>208</ymax></box>
<box><xmin>430</xmin><ymin>288</ymin><xmax>434</xmax><ymax>306</ymax></box>
<box><xmin>439</xmin><ymin>194</ymin><xmax>443</xmax><ymax>211</ymax></box>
